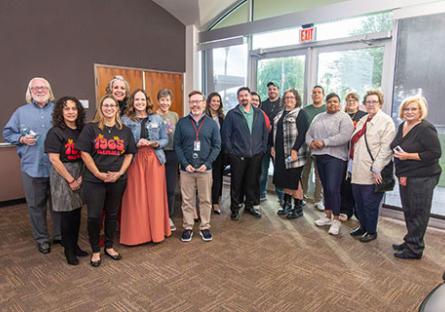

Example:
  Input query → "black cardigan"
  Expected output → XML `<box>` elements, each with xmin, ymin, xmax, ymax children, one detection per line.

<box><xmin>390</xmin><ymin>120</ymin><xmax>442</xmax><ymax>178</ymax></box>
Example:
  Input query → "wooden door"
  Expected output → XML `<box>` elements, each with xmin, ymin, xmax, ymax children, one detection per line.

<box><xmin>144</xmin><ymin>71</ymin><xmax>184</xmax><ymax>116</ymax></box>
<box><xmin>94</xmin><ymin>65</ymin><xmax>144</xmax><ymax>104</ymax></box>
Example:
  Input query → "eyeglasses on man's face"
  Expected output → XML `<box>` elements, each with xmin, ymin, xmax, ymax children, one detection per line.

<box><xmin>31</xmin><ymin>86</ymin><xmax>49</xmax><ymax>91</ymax></box>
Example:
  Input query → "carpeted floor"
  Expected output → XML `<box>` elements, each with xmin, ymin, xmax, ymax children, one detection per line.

<box><xmin>1</xmin><ymin>187</ymin><xmax>444</xmax><ymax>312</ymax></box>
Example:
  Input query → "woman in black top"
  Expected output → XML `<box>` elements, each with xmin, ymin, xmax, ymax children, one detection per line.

<box><xmin>77</xmin><ymin>95</ymin><xmax>136</xmax><ymax>267</ymax></box>
<box><xmin>340</xmin><ymin>91</ymin><xmax>367</xmax><ymax>221</ymax></box>
<box><xmin>390</xmin><ymin>95</ymin><xmax>442</xmax><ymax>260</ymax></box>
<box><xmin>271</xmin><ymin>89</ymin><xmax>309</xmax><ymax>219</ymax></box>
<box><xmin>45</xmin><ymin>96</ymin><xmax>87</xmax><ymax>265</ymax></box>
<box><xmin>205</xmin><ymin>92</ymin><xmax>225</xmax><ymax>214</ymax></box>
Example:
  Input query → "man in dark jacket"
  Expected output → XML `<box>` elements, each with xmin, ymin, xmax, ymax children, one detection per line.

<box><xmin>260</xmin><ymin>81</ymin><xmax>284</xmax><ymax>203</ymax></box>
<box><xmin>222</xmin><ymin>87</ymin><xmax>268</xmax><ymax>220</ymax></box>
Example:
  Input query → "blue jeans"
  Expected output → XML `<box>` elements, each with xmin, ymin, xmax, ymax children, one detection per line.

<box><xmin>260</xmin><ymin>150</ymin><xmax>283</xmax><ymax>202</ymax></box>
<box><xmin>315</xmin><ymin>155</ymin><xmax>346</xmax><ymax>216</ymax></box>
<box><xmin>351</xmin><ymin>184</ymin><xmax>384</xmax><ymax>235</ymax></box>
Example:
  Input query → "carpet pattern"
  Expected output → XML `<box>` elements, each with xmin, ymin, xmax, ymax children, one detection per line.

<box><xmin>1</xmin><ymin>188</ymin><xmax>444</xmax><ymax>312</ymax></box>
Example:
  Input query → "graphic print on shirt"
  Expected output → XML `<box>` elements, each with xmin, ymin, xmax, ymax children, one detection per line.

<box><xmin>164</xmin><ymin>118</ymin><xmax>175</xmax><ymax>134</ymax></box>
<box><xmin>94</xmin><ymin>134</ymin><xmax>125</xmax><ymax>155</ymax></box>
<box><xmin>64</xmin><ymin>138</ymin><xmax>81</xmax><ymax>161</ymax></box>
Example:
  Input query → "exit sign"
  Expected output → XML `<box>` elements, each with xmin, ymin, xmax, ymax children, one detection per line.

<box><xmin>300</xmin><ymin>26</ymin><xmax>316</xmax><ymax>43</ymax></box>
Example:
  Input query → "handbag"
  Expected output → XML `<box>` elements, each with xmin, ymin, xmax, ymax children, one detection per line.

<box><xmin>364</xmin><ymin>131</ymin><xmax>395</xmax><ymax>193</ymax></box>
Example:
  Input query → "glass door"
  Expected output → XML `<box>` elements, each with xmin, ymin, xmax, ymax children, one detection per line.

<box><xmin>315</xmin><ymin>44</ymin><xmax>386</xmax><ymax>102</ymax></box>
<box><xmin>256</xmin><ymin>54</ymin><xmax>307</xmax><ymax>102</ymax></box>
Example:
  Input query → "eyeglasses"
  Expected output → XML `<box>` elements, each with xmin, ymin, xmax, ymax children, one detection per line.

<box><xmin>284</xmin><ymin>96</ymin><xmax>296</xmax><ymax>100</ymax></box>
<box><xmin>365</xmin><ymin>100</ymin><xmax>379</xmax><ymax>105</ymax></box>
<box><xmin>102</xmin><ymin>104</ymin><xmax>117</xmax><ymax>108</ymax></box>
<box><xmin>31</xmin><ymin>86</ymin><xmax>49</xmax><ymax>91</ymax></box>
<box><xmin>189</xmin><ymin>100</ymin><xmax>202</xmax><ymax>105</ymax></box>
<box><xmin>402</xmin><ymin>107</ymin><xmax>418</xmax><ymax>112</ymax></box>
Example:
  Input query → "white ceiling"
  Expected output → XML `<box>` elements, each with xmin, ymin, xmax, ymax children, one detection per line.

<box><xmin>152</xmin><ymin>0</ymin><xmax>239</xmax><ymax>28</ymax></box>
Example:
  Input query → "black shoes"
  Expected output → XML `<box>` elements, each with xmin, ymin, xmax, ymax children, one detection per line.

<box><xmin>277</xmin><ymin>194</ymin><xmax>292</xmax><ymax>216</ymax></box>
<box><xmin>287</xmin><ymin>199</ymin><xmax>303</xmax><ymax>219</ymax></box>
<box><xmin>75</xmin><ymin>245</ymin><xmax>89</xmax><ymax>257</ymax></box>
<box><xmin>231</xmin><ymin>210</ymin><xmax>241</xmax><ymax>221</ymax></box>
<box><xmin>64</xmin><ymin>249</ymin><xmax>79</xmax><ymax>266</ymax></box>
<box><xmin>37</xmin><ymin>242</ymin><xmax>51</xmax><ymax>254</ymax></box>
<box><xmin>394</xmin><ymin>248</ymin><xmax>422</xmax><ymax>260</ymax></box>
<box><xmin>247</xmin><ymin>207</ymin><xmax>262</xmax><ymax>219</ymax></box>
<box><xmin>359</xmin><ymin>233</ymin><xmax>377</xmax><ymax>243</ymax></box>
<box><xmin>90</xmin><ymin>255</ymin><xmax>101</xmax><ymax>267</ymax></box>
<box><xmin>105</xmin><ymin>249</ymin><xmax>122</xmax><ymax>261</ymax></box>
<box><xmin>350</xmin><ymin>227</ymin><xmax>366</xmax><ymax>237</ymax></box>
<box><xmin>53</xmin><ymin>239</ymin><xmax>64</xmax><ymax>247</ymax></box>
<box><xmin>392</xmin><ymin>243</ymin><xmax>406</xmax><ymax>251</ymax></box>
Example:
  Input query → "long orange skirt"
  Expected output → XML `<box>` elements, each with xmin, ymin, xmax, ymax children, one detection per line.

<box><xmin>120</xmin><ymin>147</ymin><xmax>171</xmax><ymax>245</ymax></box>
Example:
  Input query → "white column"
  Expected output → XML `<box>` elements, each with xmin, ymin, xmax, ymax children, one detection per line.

<box><xmin>184</xmin><ymin>24</ymin><xmax>201</xmax><ymax>115</ymax></box>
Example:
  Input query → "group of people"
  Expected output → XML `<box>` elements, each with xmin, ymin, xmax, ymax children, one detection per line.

<box><xmin>3</xmin><ymin>76</ymin><xmax>441</xmax><ymax>267</ymax></box>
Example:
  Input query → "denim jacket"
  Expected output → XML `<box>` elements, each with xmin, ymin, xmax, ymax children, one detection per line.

<box><xmin>3</xmin><ymin>101</ymin><xmax>54</xmax><ymax>177</ymax></box>
<box><xmin>121</xmin><ymin>114</ymin><xmax>168</xmax><ymax>165</ymax></box>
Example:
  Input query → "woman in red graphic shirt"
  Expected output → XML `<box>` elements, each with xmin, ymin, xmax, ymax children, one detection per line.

<box><xmin>77</xmin><ymin>95</ymin><xmax>136</xmax><ymax>267</ymax></box>
<box><xmin>45</xmin><ymin>96</ymin><xmax>86</xmax><ymax>265</ymax></box>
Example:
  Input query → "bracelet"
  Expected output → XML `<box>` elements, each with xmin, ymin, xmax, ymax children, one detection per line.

<box><xmin>68</xmin><ymin>179</ymin><xmax>75</xmax><ymax>184</ymax></box>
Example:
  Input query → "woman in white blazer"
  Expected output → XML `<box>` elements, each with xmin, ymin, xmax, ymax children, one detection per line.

<box><xmin>349</xmin><ymin>90</ymin><xmax>395</xmax><ymax>243</ymax></box>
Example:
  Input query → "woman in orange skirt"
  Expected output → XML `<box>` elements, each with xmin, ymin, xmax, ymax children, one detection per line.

<box><xmin>120</xmin><ymin>89</ymin><xmax>171</xmax><ymax>245</ymax></box>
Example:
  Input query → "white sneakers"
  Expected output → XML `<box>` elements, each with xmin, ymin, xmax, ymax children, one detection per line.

<box><xmin>315</xmin><ymin>215</ymin><xmax>341</xmax><ymax>236</ymax></box>
<box><xmin>314</xmin><ymin>201</ymin><xmax>325</xmax><ymax>211</ymax></box>
<box><xmin>328</xmin><ymin>220</ymin><xmax>341</xmax><ymax>236</ymax></box>
<box><xmin>169</xmin><ymin>218</ymin><xmax>176</xmax><ymax>232</ymax></box>
<box><xmin>314</xmin><ymin>216</ymin><xmax>332</xmax><ymax>227</ymax></box>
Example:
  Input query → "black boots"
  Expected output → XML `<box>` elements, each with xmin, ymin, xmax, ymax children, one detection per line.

<box><xmin>287</xmin><ymin>198</ymin><xmax>303</xmax><ymax>219</ymax></box>
<box><xmin>277</xmin><ymin>194</ymin><xmax>292</xmax><ymax>215</ymax></box>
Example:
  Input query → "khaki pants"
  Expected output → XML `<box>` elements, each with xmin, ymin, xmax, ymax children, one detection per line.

<box><xmin>180</xmin><ymin>170</ymin><xmax>212</xmax><ymax>230</ymax></box>
<box><xmin>301</xmin><ymin>156</ymin><xmax>323</xmax><ymax>202</ymax></box>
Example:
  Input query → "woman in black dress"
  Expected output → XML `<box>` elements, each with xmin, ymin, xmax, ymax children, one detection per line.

<box><xmin>205</xmin><ymin>92</ymin><xmax>225</xmax><ymax>214</ymax></box>
<box><xmin>391</xmin><ymin>95</ymin><xmax>442</xmax><ymax>259</ymax></box>
<box><xmin>45</xmin><ymin>96</ymin><xmax>87</xmax><ymax>265</ymax></box>
<box><xmin>340</xmin><ymin>91</ymin><xmax>367</xmax><ymax>221</ymax></box>
<box><xmin>271</xmin><ymin>89</ymin><xmax>309</xmax><ymax>219</ymax></box>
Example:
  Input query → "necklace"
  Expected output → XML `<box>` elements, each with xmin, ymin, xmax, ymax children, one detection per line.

<box><xmin>104</xmin><ymin>125</ymin><xmax>113</xmax><ymax>134</ymax></box>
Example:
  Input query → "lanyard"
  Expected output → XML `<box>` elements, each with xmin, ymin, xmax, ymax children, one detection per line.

<box><xmin>190</xmin><ymin>117</ymin><xmax>205</xmax><ymax>141</ymax></box>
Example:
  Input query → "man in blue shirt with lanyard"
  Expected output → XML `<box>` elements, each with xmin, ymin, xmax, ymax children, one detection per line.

<box><xmin>3</xmin><ymin>77</ymin><xmax>61</xmax><ymax>254</ymax></box>
<box><xmin>174</xmin><ymin>90</ymin><xmax>221</xmax><ymax>242</ymax></box>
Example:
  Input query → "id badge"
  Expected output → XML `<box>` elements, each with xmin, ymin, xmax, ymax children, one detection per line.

<box><xmin>194</xmin><ymin>140</ymin><xmax>201</xmax><ymax>151</ymax></box>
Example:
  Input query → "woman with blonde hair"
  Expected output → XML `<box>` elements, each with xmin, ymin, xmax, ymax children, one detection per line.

<box><xmin>106</xmin><ymin>75</ymin><xmax>131</xmax><ymax>115</ymax></box>
<box><xmin>77</xmin><ymin>95</ymin><xmax>136</xmax><ymax>267</ymax></box>
<box><xmin>390</xmin><ymin>95</ymin><xmax>441</xmax><ymax>259</ymax></box>
<box><xmin>120</xmin><ymin>89</ymin><xmax>171</xmax><ymax>245</ymax></box>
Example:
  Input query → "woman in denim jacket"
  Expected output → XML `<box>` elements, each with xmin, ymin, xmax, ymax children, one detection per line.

<box><xmin>120</xmin><ymin>89</ymin><xmax>171</xmax><ymax>245</ymax></box>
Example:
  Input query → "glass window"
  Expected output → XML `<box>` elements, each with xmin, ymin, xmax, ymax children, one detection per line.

<box><xmin>317</xmin><ymin>12</ymin><xmax>393</xmax><ymax>41</ymax></box>
<box><xmin>253</xmin><ymin>0</ymin><xmax>344</xmax><ymax>21</ymax></box>
<box><xmin>211</xmin><ymin>1</ymin><xmax>249</xmax><ymax>30</ymax></box>
<box><xmin>317</xmin><ymin>47</ymin><xmax>384</xmax><ymax>101</ymax></box>
<box><xmin>252</xmin><ymin>13</ymin><xmax>393</xmax><ymax>50</ymax></box>
<box><xmin>209</xmin><ymin>44</ymin><xmax>248</xmax><ymax>112</ymax></box>
<box><xmin>385</xmin><ymin>13</ymin><xmax>445</xmax><ymax>217</ymax></box>
<box><xmin>256</xmin><ymin>55</ymin><xmax>306</xmax><ymax>102</ymax></box>
<box><xmin>252</xmin><ymin>28</ymin><xmax>301</xmax><ymax>50</ymax></box>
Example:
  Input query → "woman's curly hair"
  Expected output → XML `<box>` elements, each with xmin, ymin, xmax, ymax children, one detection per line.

<box><xmin>52</xmin><ymin>96</ymin><xmax>86</xmax><ymax>130</ymax></box>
